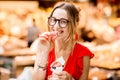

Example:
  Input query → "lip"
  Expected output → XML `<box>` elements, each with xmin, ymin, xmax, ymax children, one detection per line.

<box><xmin>56</xmin><ymin>30</ymin><xmax>64</xmax><ymax>35</ymax></box>
<box><xmin>60</xmin><ymin>30</ymin><xmax>64</xmax><ymax>34</ymax></box>
<box><xmin>52</xmin><ymin>30</ymin><xmax>64</xmax><ymax>35</ymax></box>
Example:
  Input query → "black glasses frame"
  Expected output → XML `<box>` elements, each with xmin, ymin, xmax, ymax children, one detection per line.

<box><xmin>48</xmin><ymin>17</ymin><xmax>69</xmax><ymax>28</ymax></box>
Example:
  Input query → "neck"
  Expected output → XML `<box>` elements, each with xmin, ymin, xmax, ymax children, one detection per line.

<box><xmin>55</xmin><ymin>39</ymin><xmax>73</xmax><ymax>50</ymax></box>
<box><xmin>54</xmin><ymin>39</ymin><xmax>76</xmax><ymax>59</ymax></box>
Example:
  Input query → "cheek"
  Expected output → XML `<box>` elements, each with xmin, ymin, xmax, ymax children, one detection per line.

<box><xmin>64</xmin><ymin>28</ymin><xmax>70</xmax><ymax>35</ymax></box>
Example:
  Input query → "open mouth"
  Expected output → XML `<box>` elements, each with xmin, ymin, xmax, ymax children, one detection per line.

<box><xmin>52</xmin><ymin>30</ymin><xmax>64</xmax><ymax>35</ymax></box>
<box><xmin>60</xmin><ymin>30</ymin><xmax>64</xmax><ymax>33</ymax></box>
<box><xmin>56</xmin><ymin>30</ymin><xmax>64</xmax><ymax>36</ymax></box>
<box><xmin>59</xmin><ymin>30</ymin><xmax>64</xmax><ymax>34</ymax></box>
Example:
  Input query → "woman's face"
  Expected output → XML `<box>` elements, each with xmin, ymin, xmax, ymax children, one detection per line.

<box><xmin>49</xmin><ymin>8</ymin><xmax>70</xmax><ymax>40</ymax></box>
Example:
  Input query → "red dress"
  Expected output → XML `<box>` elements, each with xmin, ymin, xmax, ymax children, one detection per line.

<box><xmin>46</xmin><ymin>43</ymin><xmax>94</xmax><ymax>80</ymax></box>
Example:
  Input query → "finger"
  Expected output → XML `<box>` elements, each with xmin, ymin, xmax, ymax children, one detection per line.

<box><xmin>57</xmin><ymin>74</ymin><xmax>66</xmax><ymax>80</ymax></box>
<box><xmin>53</xmin><ymin>72</ymin><xmax>65</xmax><ymax>80</ymax></box>
<box><xmin>39</xmin><ymin>36</ymin><xmax>48</xmax><ymax>41</ymax></box>
<box><xmin>38</xmin><ymin>32</ymin><xmax>51</xmax><ymax>41</ymax></box>
<box><xmin>50</xmin><ymin>31</ymin><xmax>58</xmax><ymax>40</ymax></box>
<box><xmin>50</xmin><ymin>31</ymin><xmax>58</xmax><ymax>36</ymax></box>
<box><xmin>38</xmin><ymin>31</ymin><xmax>58</xmax><ymax>41</ymax></box>
<box><xmin>57</xmin><ymin>71</ymin><xmax>72</xmax><ymax>80</ymax></box>
<box><xmin>39</xmin><ymin>32</ymin><xmax>50</xmax><ymax>37</ymax></box>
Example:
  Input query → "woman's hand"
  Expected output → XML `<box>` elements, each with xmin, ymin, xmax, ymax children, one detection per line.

<box><xmin>56</xmin><ymin>71</ymin><xmax>74</xmax><ymax>80</ymax></box>
<box><xmin>30</xmin><ymin>31</ymin><xmax>57</xmax><ymax>53</ymax></box>
<box><xmin>39</xmin><ymin>31</ymin><xmax>58</xmax><ymax>42</ymax></box>
<box><xmin>48</xmin><ymin>71</ymin><xmax>74</xmax><ymax>80</ymax></box>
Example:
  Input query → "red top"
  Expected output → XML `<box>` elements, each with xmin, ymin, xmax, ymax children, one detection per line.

<box><xmin>46</xmin><ymin>43</ymin><xmax>94</xmax><ymax>80</ymax></box>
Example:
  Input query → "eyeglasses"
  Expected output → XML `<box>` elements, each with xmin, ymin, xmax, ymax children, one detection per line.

<box><xmin>48</xmin><ymin>17</ymin><xmax>69</xmax><ymax>28</ymax></box>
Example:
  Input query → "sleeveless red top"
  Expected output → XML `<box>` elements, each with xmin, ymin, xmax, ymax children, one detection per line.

<box><xmin>46</xmin><ymin>43</ymin><xmax>94</xmax><ymax>80</ymax></box>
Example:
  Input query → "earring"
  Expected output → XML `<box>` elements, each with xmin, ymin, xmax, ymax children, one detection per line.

<box><xmin>75</xmin><ymin>32</ymin><xmax>78</xmax><ymax>41</ymax></box>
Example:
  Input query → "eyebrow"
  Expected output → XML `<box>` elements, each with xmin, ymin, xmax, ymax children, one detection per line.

<box><xmin>51</xmin><ymin>16</ymin><xmax>68</xmax><ymax>20</ymax></box>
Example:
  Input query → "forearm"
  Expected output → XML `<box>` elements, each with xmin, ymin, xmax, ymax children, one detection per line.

<box><xmin>33</xmin><ymin>68</ymin><xmax>46</xmax><ymax>80</ymax></box>
<box><xmin>31</xmin><ymin>32</ymin><xmax>54</xmax><ymax>80</ymax></box>
<box><xmin>32</xmin><ymin>39</ymin><xmax>51</xmax><ymax>80</ymax></box>
<box><xmin>33</xmin><ymin>51</ymin><xmax>49</xmax><ymax>80</ymax></box>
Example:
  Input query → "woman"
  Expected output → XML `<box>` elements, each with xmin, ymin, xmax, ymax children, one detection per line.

<box><xmin>32</xmin><ymin>1</ymin><xmax>94</xmax><ymax>80</ymax></box>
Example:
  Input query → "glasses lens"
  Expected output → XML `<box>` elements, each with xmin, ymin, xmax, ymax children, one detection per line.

<box><xmin>48</xmin><ymin>17</ymin><xmax>56</xmax><ymax>26</ymax></box>
<box><xmin>59</xmin><ymin>19</ymin><xmax>68</xmax><ymax>28</ymax></box>
<box><xmin>48</xmin><ymin>17</ymin><xmax>69</xmax><ymax>28</ymax></box>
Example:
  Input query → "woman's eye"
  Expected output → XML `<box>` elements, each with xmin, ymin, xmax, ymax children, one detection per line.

<box><xmin>60</xmin><ymin>20</ymin><xmax>67</xmax><ymax>24</ymax></box>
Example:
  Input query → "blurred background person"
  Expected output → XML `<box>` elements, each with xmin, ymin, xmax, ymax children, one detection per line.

<box><xmin>27</xmin><ymin>18</ymin><xmax>40</xmax><ymax>47</ymax></box>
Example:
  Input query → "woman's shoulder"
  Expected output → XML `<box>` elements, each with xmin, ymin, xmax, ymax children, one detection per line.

<box><xmin>75</xmin><ymin>42</ymin><xmax>89</xmax><ymax>49</ymax></box>
<box><xmin>75</xmin><ymin>42</ymin><xmax>94</xmax><ymax>58</ymax></box>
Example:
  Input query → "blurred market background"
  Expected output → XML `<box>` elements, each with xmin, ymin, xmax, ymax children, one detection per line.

<box><xmin>0</xmin><ymin>0</ymin><xmax>120</xmax><ymax>80</ymax></box>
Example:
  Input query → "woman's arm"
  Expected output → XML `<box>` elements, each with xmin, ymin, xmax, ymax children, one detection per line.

<box><xmin>32</xmin><ymin>31</ymin><xmax>58</xmax><ymax>80</ymax></box>
<box><xmin>32</xmin><ymin>38</ymin><xmax>51</xmax><ymax>80</ymax></box>
<box><xmin>79</xmin><ymin>56</ymin><xmax>90</xmax><ymax>80</ymax></box>
<box><xmin>32</xmin><ymin>52</ymin><xmax>48</xmax><ymax>80</ymax></box>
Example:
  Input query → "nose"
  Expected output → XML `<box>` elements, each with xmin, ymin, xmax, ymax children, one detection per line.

<box><xmin>53</xmin><ymin>21</ymin><xmax>60</xmax><ymax>30</ymax></box>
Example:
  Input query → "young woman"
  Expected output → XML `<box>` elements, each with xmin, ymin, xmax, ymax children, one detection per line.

<box><xmin>32</xmin><ymin>1</ymin><xmax>94</xmax><ymax>80</ymax></box>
